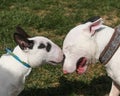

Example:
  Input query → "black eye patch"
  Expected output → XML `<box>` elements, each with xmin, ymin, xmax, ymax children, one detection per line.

<box><xmin>38</xmin><ymin>42</ymin><xmax>51</xmax><ymax>52</ymax></box>
<box><xmin>38</xmin><ymin>43</ymin><xmax>46</xmax><ymax>49</ymax></box>
<box><xmin>46</xmin><ymin>42</ymin><xmax>51</xmax><ymax>52</ymax></box>
<box><xmin>28</xmin><ymin>40</ymin><xmax>34</xmax><ymax>49</ymax></box>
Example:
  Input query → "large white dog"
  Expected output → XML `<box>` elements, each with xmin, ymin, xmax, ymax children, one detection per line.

<box><xmin>0</xmin><ymin>26</ymin><xmax>63</xmax><ymax>96</ymax></box>
<box><xmin>62</xmin><ymin>17</ymin><xmax>120</xmax><ymax>96</ymax></box>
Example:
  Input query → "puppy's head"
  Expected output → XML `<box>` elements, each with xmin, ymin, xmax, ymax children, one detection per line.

<box><xmin>14</xmin><ymin>26</ymin><xmax>63</xmax><ymax>67</ymax></box>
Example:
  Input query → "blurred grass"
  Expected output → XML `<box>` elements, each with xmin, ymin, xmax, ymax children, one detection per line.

<box><xmin>0</xmin><ymin>0</ymin><xmax>120</xmax><ymax>96</ymax></box>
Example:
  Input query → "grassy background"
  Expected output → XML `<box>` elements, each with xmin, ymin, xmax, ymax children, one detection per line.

<box><xmin>0</xmin><ymin>0</ymin><xmax>120</xmax><ymax>96</ymax></box>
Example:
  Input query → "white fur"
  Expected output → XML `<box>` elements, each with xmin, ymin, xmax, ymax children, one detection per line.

<box><xmin>0</xmin><ymin>36</ymin><xmax>63</xmax><ymax>96</ymax></box>
<box><xmin>63</xmin><ymin>19</ymin><xmax>120</xmax><ymax>96</ymax></box>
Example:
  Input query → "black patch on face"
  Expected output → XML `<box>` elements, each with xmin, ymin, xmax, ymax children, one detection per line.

<box><xmin>28</xmin><ymin>40</ymin><xmax>34</xmax><ymax>49</ymax></box>
<box><xmin>46</xmin><ymin>42</ymin><xmax>51</xmax><ymax>52</ymax></box>
<box><xmin>38</xmin><ymin>43</ymin><xmax>46</xmax><ymax>49</ymax></box>
<box><xmin>38</xmin><ymin>42</ymin><xmax>51</xmax><ymax>52</ymax></box>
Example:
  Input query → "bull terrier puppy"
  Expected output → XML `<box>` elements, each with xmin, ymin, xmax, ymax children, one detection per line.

<box><xmin>0</xmin><ymin>26</ymin><xmax>63</xmax><ymax>96</ymax></box>
<box><xmin>62</xmin><ymin>17</ymin><xmax>120</xmax><ymax>96</ymax></box>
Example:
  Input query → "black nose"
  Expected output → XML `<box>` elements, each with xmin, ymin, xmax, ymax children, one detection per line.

<box><xmin>61</xmin><ymin>54</ymin><xmax>65</xmax><ymax>66</ymax></box>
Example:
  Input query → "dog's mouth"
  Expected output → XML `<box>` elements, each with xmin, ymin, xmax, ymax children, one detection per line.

<box><xmin>76</xmin><ymin>57</ymin><xmax>87</xmax><ymax>74</ymax></box>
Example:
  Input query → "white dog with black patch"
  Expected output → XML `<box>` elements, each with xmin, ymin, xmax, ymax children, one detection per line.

<box><xmin>0</xmin><ymin>27</ymin><xmax>63</xmax><ymax>96</ymax></box>
<box><xmin>62</xmin><ymin>17</ymin><xmax>120</xmax><ymax>96</ymax></box>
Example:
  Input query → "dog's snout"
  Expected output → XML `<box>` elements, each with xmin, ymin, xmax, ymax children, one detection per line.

<box><xmin>53</xmin><ymin>50</ymin><xmax>64</xmax><ymax>64</ymax></box>
<box><xmin>56</xmin><ymin>51</ymin><xmax>63</xmax><ymax>63</ymax></box>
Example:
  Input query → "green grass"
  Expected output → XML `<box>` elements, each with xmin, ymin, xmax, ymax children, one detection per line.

<box><xmin>0</xmin><ymin>0</ymin><xmax>120</xmax><ymax>96</ymax></box>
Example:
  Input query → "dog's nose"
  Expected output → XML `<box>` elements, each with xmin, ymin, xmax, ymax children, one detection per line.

<box><xmin>63</xmin><ymin>70</ymin><xmax>68</xmax><ymax>74</ymax></box>
<box><xmin>62</xmin><ymin>54</ymin><xmax>65</xmax><ymax>63</ymax></box>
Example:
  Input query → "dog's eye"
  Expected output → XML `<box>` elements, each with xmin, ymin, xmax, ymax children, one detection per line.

<box><xmin>38</xmin><ymin>43</ymin><xmax>46</xmax><ymax>49</ymax></box>
<box><xmin>46</xmin><ymin>42</ymin><xmax>51</xmax><ymax>52</ymax></box>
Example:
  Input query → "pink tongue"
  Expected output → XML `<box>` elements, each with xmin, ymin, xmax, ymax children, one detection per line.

<box><xmin>77</xmin><ymin>58</ymin><xmax>86</xmax><ymax>74</ymax></box>
<box><xmin>77</xmin><ymin>67</ymin><xmax>85</xmax><ymax>74</ymax></box>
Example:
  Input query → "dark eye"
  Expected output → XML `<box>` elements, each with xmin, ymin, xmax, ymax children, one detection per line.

<box><xmin>38</xmin><ymin>43</ymin><xmax>46</xmax><ymax>49</ymax></box>
<box><xmin>46</xmin><ymin>42</ymin><xmax>51</xmax><ymax>52</ymax></box>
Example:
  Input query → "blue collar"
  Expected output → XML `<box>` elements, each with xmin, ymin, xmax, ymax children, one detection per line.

<box><xmin>6</xmin><ymin>48</ymin><xmax>31</xmax><ymax>68</ymax></box>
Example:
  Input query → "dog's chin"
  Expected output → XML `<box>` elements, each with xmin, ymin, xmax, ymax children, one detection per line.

<box><xmin>48</xmin><ymin>61</ymin><xmax>61</xmax><ymax>65</ymax></box>
<box><xmin>76</xmin><ymin>57</ymin><xmax>88</xmax><ymax>74</ymax></box>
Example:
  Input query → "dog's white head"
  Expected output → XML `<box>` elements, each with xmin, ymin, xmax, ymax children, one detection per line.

<box><xmin>62</xmin><ymin>17</ymin><xmax>103</xmax><ymax>74</ymax></box>
<box><xmin>13</xmin><ymin>27</ymin><xmax>63</xmax><ymax>68</ymax></box>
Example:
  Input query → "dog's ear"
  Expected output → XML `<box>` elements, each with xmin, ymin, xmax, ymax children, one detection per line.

<box><xmin>83</xmin><ymin>18</ymin><xmax>103</xmax><ymax>35</ymax></box>
<box><xmin>14</xmin><ymin>33</ymin><xmax>34</xmax><ymax>50</ymax></box>
<box><xmin>89</xmin><ymin>18</ymin><xmax>103</xmax><ymax>34</ymax></box>
<box><xmin>16</xmin><ymin>26</ymin><xmax>30</xmax><ymax>38</ymax></box>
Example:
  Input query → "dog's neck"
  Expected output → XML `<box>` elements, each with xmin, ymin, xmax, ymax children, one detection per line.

<box><xmin>13</xmin><ymin>46</ymin><xmax>29</xmax><ymax>64</ymax></box>
<box><xmin>94</xmin><ymin>25</ymin><xmax>114</xmax><ymax>60</ymax></box>
<box><xmin>0</xmin><ymin>46</ymin><xmax>31</xmax><ymax>77</ymax></box>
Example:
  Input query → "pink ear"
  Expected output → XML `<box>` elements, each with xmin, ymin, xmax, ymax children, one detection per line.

<box><xmin>90</xmin><ymin>18</ymin><xmax>103</xmax><ymax>34</ymax></box>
